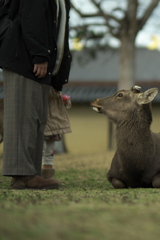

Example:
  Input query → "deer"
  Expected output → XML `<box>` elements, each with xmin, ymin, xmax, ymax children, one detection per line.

<box><xmin>91</xmin><ymin>86</ymin><xmax>160</xmax><ymax>188</ymax></box>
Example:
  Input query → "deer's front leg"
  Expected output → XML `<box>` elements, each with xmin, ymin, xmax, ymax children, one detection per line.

<box><xmin>111</xmin><ymin>178</ymin><xmax>126</xmax><ymax>189</ymax></box>
<box><xmin>152</xmin><ymin>174</ymin><xmax>160</xmax><ymax>188</ymax></box>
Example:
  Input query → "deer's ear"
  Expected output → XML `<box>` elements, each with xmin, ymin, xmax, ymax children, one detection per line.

<box><xmin>137</xmin><ymin>88</ymin><xmax>159</xmax><ymax>105</ymax></box>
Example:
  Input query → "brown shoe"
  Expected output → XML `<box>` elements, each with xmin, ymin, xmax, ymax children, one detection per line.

<box><xmin>10</xmin><ymin>175</ymin><xmax>61</xmax><ymax>189</ymax></box>
<box><xmin>41</xmin><ymin>168</ymin><xmax>55</xmax><ymax>179</ymax></box>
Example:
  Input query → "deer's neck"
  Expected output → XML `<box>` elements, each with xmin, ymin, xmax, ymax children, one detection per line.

<box><xmin>116</xmin><ymin>120</ymin><xmax>153</xmax><ymax>168</ymax></box>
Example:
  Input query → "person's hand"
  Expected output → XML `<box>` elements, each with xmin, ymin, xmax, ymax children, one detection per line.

<box><xmin>33</xmin><ymin>62</ymin><xmax>48</xmax><ymax>78</ymax></box>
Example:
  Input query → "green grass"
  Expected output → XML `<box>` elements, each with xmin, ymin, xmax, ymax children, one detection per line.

<box><xmin>1</xmin><ymin>152</ymin><xmax>160</xmax><ymax>240</ymax></box>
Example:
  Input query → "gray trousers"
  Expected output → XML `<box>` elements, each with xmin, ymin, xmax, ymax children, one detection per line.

<box><xmin>2</xmin><ymin>69</ymin><xmax>50</xmax><ymax>176</ymax></box>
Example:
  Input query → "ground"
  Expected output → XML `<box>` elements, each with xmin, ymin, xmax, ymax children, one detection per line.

<box><xmin>1</xmin><ymin>151</ymin><xmax>160</xmax><ymax>240</ymax></box>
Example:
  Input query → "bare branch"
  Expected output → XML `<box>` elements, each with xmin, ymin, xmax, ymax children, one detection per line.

<box><xmin>70</xmin><ymin>1</ymin><xmax>120</xmax><ymax>38</ymax></box>
<box><xmin>90</xmin><ymin>0</ymin><xmax>121</xmax><ymax>24</ymax></box>
<box><xmin>70</xmin><ymin>0</ymin><xmax>160</xmax><ymax>43</ymax></box>
<box><xmin>71</xmin><ymin>1</ymin><xmax>121</xmax><ymax>23</ymax></box>
<box><xmin>70</xmin><ymin>22</ymin><xmax>119</xmax><ymax>39</ymax></box>
<box><xmin>137</xmin><ymin>0</ymin><xmax>160</xmax><ymax>31</ymax></box>
<box><xmin>70</xmin><ymin>2</ymin><xmax>101</xmax><ymax>18</ymax></box>
<box><xmin>70</xmin><ymin>23</ymin><xmax>107</xmax><ymax>31</ymax></box>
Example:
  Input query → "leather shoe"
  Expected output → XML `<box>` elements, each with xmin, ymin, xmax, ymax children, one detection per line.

<box><xmin>10</xmin><ymin>175</ymin><xmax>61</xmax><ymax>189</ymax></box>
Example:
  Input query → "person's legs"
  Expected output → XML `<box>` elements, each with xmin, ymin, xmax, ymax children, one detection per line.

<box><xmin>42</xmin><ymin>139</ymin><xmax>55</xmax><ymax>178</ymax></box>
<box><xmin>32</xmin><ymin>84</ymin><xmax>50</xmax><ymax>176</ymax></box>
<box><xmin>3</xmin><ymin>69</ymin><xmax>51</xmax><ymax>176</ymax></box>
<box><xmin>2</xmin><ymin>69</ymin><xmax>61</xmax><ymax>189</ymax></box>
<box><xmin>42</xmin><ymin>139</ymin><xmax>55</xmax><ymax>167</ymax></box>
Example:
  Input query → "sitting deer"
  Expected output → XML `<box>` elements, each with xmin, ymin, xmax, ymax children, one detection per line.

<box><xmin>91</xmin><ymin>86</ymin><xmax>160</xmax><ymax>188</ymax></box>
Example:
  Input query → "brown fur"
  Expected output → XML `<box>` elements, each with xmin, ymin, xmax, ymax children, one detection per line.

<box><xmin>91</xmin><ymin>87</ymin><xmax>160</xmax><ymax>188</ymax></box>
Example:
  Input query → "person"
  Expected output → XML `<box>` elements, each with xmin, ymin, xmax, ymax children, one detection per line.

<box><xmin>0</xmin><ymin>0</ymin><xmax>72</xmax><ymax>189</ymax></box>
<box><xmin>42</xmin><ymin>88</ymin><xmax>71</xmax><ymax>179</ymax></box>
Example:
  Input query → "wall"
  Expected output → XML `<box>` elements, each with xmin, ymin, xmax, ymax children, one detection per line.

<box><xmin>64</xmin><ymin>103</ymin><xmax>109</xmax><ymax>154</ymax></box>
<box><xmin>150</xmin><ymin>104</ymin><xmax>160</xmax><ymax>132</ymax></box>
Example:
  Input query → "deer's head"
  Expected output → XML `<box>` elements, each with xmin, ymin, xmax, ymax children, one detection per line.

<box><xmin>91</xmin><ymin>87</ymin><xmax>158</xmax><ymax>124</ymax></box>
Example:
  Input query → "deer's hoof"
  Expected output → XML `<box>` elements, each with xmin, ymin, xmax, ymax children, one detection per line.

<box><xmin>111</xmin><ymin>178</ymin><xmax>126</xmax><ymax>189</ymax></box>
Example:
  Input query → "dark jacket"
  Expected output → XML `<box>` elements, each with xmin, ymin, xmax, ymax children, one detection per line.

<box><xmin>0</xmin><ymin>0</ymin><xmax>71</xmax><ymax>90</ymax></box>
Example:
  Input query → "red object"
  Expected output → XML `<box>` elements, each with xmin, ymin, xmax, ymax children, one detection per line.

<box><xmin>62</xmin><ymin>94</ymin><xmax>70</xmax><ymax>101</ymax></box>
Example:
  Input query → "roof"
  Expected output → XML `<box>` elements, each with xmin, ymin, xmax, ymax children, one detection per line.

<box><xmin>69</xmin><ymin>48</ymin><xmax>160</xmax><ymax>83</ymax></box>
<box><xmin>63</xmin><ymin>84</ymin><xmax>160</xmax><ymax>103</ymax></box>
<box><xmin>63</xmin><ymin>83</ymin><xmax>116</xmax><ymax>102</ymax></box>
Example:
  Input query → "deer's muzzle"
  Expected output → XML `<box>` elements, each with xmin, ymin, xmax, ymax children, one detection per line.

<box><xmin>91</xmin><ymin>100</ymin><xmax>103</xmax><ymax>113</ymax></box>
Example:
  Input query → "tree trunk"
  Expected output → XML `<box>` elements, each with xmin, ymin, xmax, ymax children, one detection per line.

<box><xmin>118</xmin><ymin>35</ymin><xmax>136</xmax><ymax>90</ymax></box>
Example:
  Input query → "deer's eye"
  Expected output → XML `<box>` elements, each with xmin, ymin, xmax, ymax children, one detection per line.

<box><xmin>117</xmin><ymin>93</ymin><xmax>123</xmax><ymax>98</ymax></box>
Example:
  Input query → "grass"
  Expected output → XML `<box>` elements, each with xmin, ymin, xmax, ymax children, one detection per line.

<box><xmin>1</xmin><ymin>151</ymin><xmax>160</xmax><ymax>240</ymax></box>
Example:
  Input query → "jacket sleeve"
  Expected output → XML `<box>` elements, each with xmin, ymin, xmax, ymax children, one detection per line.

<box><xmin>51</xmin><ymin>0</ymin><xmax>71</xmax><ymax>91</ymax></box>
<box><xmin>20</xmin><ymin>0</ymin><xmax>49</xmax><ymax>64</ymax></box>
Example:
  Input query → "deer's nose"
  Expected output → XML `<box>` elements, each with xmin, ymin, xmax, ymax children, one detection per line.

<box><xmin>91</xmin><ymin>99</ymin><xmax>97</xmax><ymax>105</ymax></box>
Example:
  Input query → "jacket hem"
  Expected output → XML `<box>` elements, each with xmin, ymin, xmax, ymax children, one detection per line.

<box><xmin>44</xmin><ymin>127</ymin><xmax>72</xmax><ymax>136</ymax></box>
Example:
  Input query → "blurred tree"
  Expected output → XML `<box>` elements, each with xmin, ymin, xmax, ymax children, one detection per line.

<box><xmin>70</xmin><ymin>0</ymin><xmax>160</xmax><ymax>89</ymax></box>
